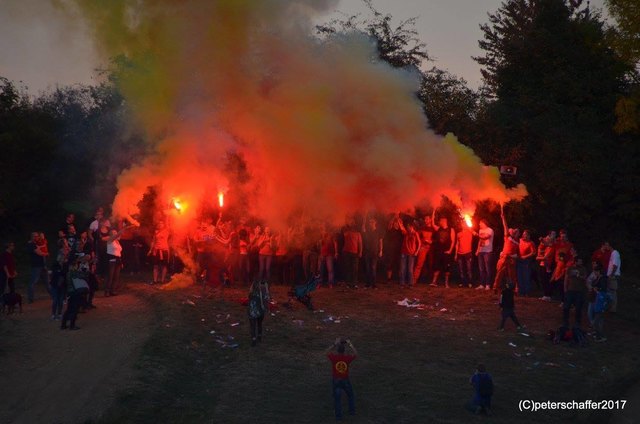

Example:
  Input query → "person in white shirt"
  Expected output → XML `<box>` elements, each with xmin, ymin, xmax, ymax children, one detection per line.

<box><xmin>104</xmin><ymin>225</ymin><xmax>127</xmax><ymax>296</ymax></box>
<box><xmin>605</xmin><ymin>242</ymin><xmax>621</xmax><ymax>313</ymax></box>
<box><xmin>475</xmin><ymin>219</ymin><xmax>494</xmax><ymax>290</ymax></box>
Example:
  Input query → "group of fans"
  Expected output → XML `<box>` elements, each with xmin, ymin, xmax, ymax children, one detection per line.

<box><xmin>1</xmin><ymin>204</ymin><xmax>622</xmax><ymax>337</ymax></box>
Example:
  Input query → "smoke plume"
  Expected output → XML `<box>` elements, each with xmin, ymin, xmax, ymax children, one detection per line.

<box><xmin>71</xmin><ymin>0</ymin><xmax>526</xmax><ymax>231</ymax></box>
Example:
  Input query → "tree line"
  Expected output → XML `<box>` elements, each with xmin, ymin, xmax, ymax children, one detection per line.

<box><xmin>1</xmin><ymin>0</ymin><xmax>638</xmax><ymax>264</ymax></box>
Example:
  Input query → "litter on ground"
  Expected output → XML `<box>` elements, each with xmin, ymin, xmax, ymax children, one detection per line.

<box><xmin>396</xmin><ymin>298</ymin><xmax>424</xmax><ymax>308</ymax></box>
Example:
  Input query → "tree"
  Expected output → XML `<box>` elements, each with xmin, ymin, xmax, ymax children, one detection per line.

<box><xmin>605</xmin><ymin>0</ymin><xmax>640</xmax><ymax>134</ymax></box>
<box><xmin>317</xmin><ymin>0</ymin><xmax>479</xmax><ymax>139</ymax></box>
<box><xmin>0</xmin><ymin>75</ymin><xmax>147</xmax><ymax>238</ymax></box>
<box><xmin>418</xmin><ymin>68</ymin><xmax>479</xmax><ymax>139</ymax></box>
<box><xmin>474</xmin><ymin>0</ymin><xmax>633</xmax><ymax>250</ymax></box>
<box><xmin>605</xmin><ymin>0</ymin><xmax>640</xmax><ymax>65</ymax></box>
<box><xmin>316</xmin><ymin>0</ymin><xmax>430</xmax><ymax>69</ymax></box>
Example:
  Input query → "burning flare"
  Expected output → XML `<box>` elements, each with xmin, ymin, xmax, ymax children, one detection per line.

<box><xmin>463</xmin><ymin>214</ymin><xmax>473</xmax><ymax>228</ymax></box>
<box><xmin>218</xmin><ymin>192</ymin><xmax>224</xmax><ymax>208</ymax></box>
<box><xmin>173</xmin><ymin>198</ymin><xmax>183</xmax><ymax>212</ymax></box>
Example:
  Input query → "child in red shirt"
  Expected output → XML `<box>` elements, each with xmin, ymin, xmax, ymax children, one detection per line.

<box><xmin>326</xmin><ymin>338</ymin><xmax>358</xmax><ymax>420</ymax></box>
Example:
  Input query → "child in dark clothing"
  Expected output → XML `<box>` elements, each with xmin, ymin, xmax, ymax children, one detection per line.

<box><xmin>498</xmin><ymin>281</ymin><xmax>525</xmax><ymax>331</ymax></box>
<box><xmin>468</xmin><ymin>363</ymin><xmax>493</xmax><ymax>415</ymax></box>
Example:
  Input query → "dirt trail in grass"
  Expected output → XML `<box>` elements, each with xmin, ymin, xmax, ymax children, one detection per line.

<box><xmin>0</xmin><ymin>287</ymin><xmax>151</xmax><ymax>424</ymax></box>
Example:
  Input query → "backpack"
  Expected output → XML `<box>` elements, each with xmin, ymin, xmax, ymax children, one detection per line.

<box><xmin>478</xmin><ymin>374</ymin><xmax>493</xmax><ymax>397</ymax></box>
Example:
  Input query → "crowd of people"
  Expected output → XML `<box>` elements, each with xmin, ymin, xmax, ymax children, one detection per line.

<box><xmin>0</xmin><ymin>208</ymin><xmax>138</xmax><ymax>329</ymax></box>
<box><xmin>0</xmin><ymin>204</ymin><xmax>625</xmax><ymax>421</ymax></box>
<box><xmin>0</xmin><ymin>204</ymin><xmax>623</xmax><ymax>339</ymax></box>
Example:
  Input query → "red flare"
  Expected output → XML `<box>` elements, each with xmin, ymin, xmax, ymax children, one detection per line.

<box><xmin>463</xmin><ymin>213</ymin><xmax>473</xmax><ymax>228</ymax></box>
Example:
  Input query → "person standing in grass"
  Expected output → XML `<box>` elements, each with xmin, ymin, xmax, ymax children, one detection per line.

<box><xmin>326</xmin><ymin>338</ymin><xmax>357</xmax><ymax>421</ymax></box>
<box><xmin>605</xmin><ymin>242</ymin><xmax>621</xmax><ymax>313</ymax></box>
<box><xmin>148</xmin><ymin>221</ymin><xmax>170</xmax><ymax>285</ymax></box>
<box><xmin>475</xmin><ymin>219</ymin><xmax>495</xmax><ymax>290</ymax></box>
<box><xmin>498</xmin><ymin>281</ymin><xmax>525</xmax><ymax>331</ymax></box>
<box><xmin>1</xmin><ymin>242</ymin><xmax>17</xmax><ymax>295</ymax></box>
<box><xmin>587</xmin><ymin>262</ymin><xmax>608</xmax><ymax>342</ymax></box>
<box><xmin>430</xmin><ymin>211</ymin><xmax>456</xmax><ymax>288</ymax></box>
<box><xmin>492</xmin><ymin>205</ymin><xmax>519</xmax><ymax>293</ymax></box>
<box><xmin>563</xmin><ymin>256</ymin><xmax>587</xmax><ymax>329</ymax></box>
<box><xmin>247</xmin><ymin>280</ymin><xmax>270</xmax><ymax>347</ymax></box>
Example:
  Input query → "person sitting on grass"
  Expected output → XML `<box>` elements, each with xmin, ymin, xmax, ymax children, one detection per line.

<box><xmin>326</xmin><ymin>338</ymin><xmax>358</xmax><ymax>421</ymax></box>
<box><xmin>498</xmin><ymin>281</ymin><xmax>525</xmax><ymax>331</ymax></box>
<box><xmin>468</xmin><ymin>363</ymin><xmax>493</xmax><ymax>415</ymax></box>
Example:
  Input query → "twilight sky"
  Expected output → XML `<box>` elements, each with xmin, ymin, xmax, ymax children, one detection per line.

<box><xmin>0</xmin><ymin>0</ymin><xmax>607</xmax><ymax>93</ymax></box>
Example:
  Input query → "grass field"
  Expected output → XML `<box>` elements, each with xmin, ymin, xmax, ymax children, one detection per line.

<box><xmin>98</xmin><ymin>277</ymin><xmax>640</xmax><ymax>424</ymax></box>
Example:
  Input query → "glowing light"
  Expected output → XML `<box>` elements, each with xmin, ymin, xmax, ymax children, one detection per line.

<box><xmin>126</xmin><ymin>214</ymin><xmax>141</xmax><ymax>227</ymax></box>
<box><xmin>463</xmin><ymin>213</ymin><xmax>473</xmax><ymax>228</ymax></box>
<box><xmin>173</xmin><ymin>198</ymin><xmax>183</xmax><ymax>211</ymax></box>
<box><xmin>218</xmin><ymin>192</ymin><xmax>224</xmax><ymax>208</ymax></box>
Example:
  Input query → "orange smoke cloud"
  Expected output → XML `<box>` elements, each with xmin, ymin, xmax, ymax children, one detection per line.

<box><xmin>72</xmin><ymin>0</ymin><xmax>526</xmax><ymax>232</ymax></box>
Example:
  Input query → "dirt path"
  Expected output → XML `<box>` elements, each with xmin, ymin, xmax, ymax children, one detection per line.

<box><xmin>1</xmin><ymin>287</ymin><xmax>151</xmax><ymax>424</ymax></box>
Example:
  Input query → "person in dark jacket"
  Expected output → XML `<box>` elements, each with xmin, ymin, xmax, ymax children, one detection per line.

<box><xmin>247</xmin><ymin>280</ymin><xmax>270</xmax><ymax>346</ymax></box>
<box><xmin>468</xmin><ymin>364</ymin><xmax>493</xmax><ymax>415</ymax></box>
<box><xmin>61</xmin><ymin>258</ymin><xmax>89</xmax><ymax>330</ymax></box>
<box><xmin>498</xmin><ymin>281</ymin><xmax>525</xmax><ymax>331</ymax></box>
<box><xmin>49</xmin><ymin>261</ymin><xmax>65</xmax><ymax>320</ymax></box>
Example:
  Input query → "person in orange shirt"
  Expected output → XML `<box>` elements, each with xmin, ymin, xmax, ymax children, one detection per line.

<box><xmin>319</xmin><ymin>224</ymin><xmax>338</xmax><ymax>288</ymax></box>
<box><xmin>549</xmin><ymin>252</ymin><xmax>569</xmax><ymax>302</ymax></box>
<box><xmin>413</xmin><ymin>215</ymin><xmax>434</xmax><ymax>284</ymax></box>
<box><xmin>516</xmin><ymin>230</ymin><xmax>536</xmax><ymax>296</ymax></box>
<box><xmin>492</xmin><ymin>205</ymin><xmax>519</xmax><ymax>292</ymax></box>
<box><xmin>148</xmin><ymin>221</ymin><xmax>170</xmax><ymax>285</ymax></box>
<box><xmin>455</xmin><ymin>225</ymin><xmax>474</xmax><ymax>288</ymax></box>
<box><xmin>257</xmin><ymin>226</ymin><xmax>275</xmax><ymax>283</ymax></box>
<box><xmin>342</xmin><ymin>219</ymin><xmax>363</xmax><ymax>287</ymax></box>
<box><xmin>398</xmin><ymin>220</ymin><xmax>421</xmax><ymax>287</ymax></box>
<box><xmin>553</xmin><ymin>230</ymin><xmax>574</xmax><ymax>264</ymax></box>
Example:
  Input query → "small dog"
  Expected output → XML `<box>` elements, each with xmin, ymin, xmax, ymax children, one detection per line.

<box><xmin>1</xmin><ymin>292</ymin><xmax>23</xmax><ymax>314</ymax></box>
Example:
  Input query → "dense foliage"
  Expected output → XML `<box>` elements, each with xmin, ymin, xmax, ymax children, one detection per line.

<box><xmin>0</xmin><ymin>76</ymin><xmax>147</xmax><ymax>235</ymax></box>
